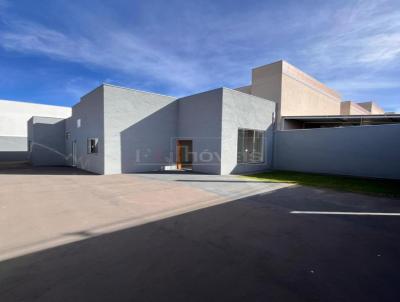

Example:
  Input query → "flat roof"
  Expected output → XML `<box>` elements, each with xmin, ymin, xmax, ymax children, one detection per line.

<box><xmin>282</xmin><ymin>114</ymin><xmax>400</xmax><ymax>122</ymax></box>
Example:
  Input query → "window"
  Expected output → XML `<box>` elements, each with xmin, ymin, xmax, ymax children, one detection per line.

<box><xmin>65</xmin><ymin>132</ymin><xmax>70</xmax><ymax>140</ymax></box>
<box><xmin>237</xmin><ymin>129</ymin><xmax>264</xmax><ymax>163</ymax></box>
<box><xmin>28</xmin><ymin>140</ymin><xmax>32</xmax><ymax>152</ymax></box>
<box><xmin>77</xmin><ymin>119</ymin><xmax>81</xmax><ymax>128</ymax></box>
<box><xmin>87</xmin><ymin>138</ymin><xmax>98</xmax><ymax>154</ymax></box>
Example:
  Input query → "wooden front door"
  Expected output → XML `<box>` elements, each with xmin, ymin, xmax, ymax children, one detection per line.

<box><xmin>176</xmin><ymin>140</ymin><xmax>193</xmax><ymax>170</ymax></box>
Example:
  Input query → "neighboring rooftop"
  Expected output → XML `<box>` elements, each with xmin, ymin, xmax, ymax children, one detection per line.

<box><xmin>252</xmin><ymin>60</ymin><xmax>342</xmax><ymax>100</ymax></box>
<box><xmin>0</xmin><ymin>99</ymin><xmax>71</xmax><ymax>137</ymax></box>
<box><xmin>281</xmin><ymin>114</ymin><xmax>400</xmax><ymax>130</ymax></box>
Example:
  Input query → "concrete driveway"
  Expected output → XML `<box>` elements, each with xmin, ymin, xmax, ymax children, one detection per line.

<box><xmin>0</xmin><ymin>166</ymin><xmax>289</xmax><ymax>261</ymax></box>
<box><xmin>1</xmin><ymin>165</ymin><xmax>400</xmax><ymax>302</ymax></box>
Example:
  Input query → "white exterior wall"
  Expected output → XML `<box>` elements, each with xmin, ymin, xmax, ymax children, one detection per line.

<box><xmin>177</xmin><ymin>89</ymin><xmax>223</xmax><ymax>174</ymax></box>
<box><xmin>103</xmin><ymin>85</ymin><xmax>176</xmax><ymax>174</ymax></box>
<box><xmin>220</xmin><ymin>88</ymin><xmax>275</xmax><ymax>175</ymax></box>
<box><xmin>65</xmin><ymin>86</ymin><xmax>105</xmax><ymax>174</ymax></box>
<box><xmin>0</xmin><ymin>100</ymin><xmax>71</xmax><ymax>137</ymax></box>
<box><xmin>0</xmin><ymin>99</ymin><xmax>71</xmax><ymax>161</ymax></box>
<box><xmin>0</xmin><ymin>136</ymin><xmax>27</xmax><ymax>151</ymax></box>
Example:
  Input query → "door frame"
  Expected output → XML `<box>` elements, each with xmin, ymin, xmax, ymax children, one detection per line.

<box><xmin>176</xmin><ymin>140</ymin><xmax>193</xmax><ymax>170</ymax></box>
<box><xmin>72</xmin><ymin>140</ymin><xmax>77</xmax><ymax>167</ymax></box>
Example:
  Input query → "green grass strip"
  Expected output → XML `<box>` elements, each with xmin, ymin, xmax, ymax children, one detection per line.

<box><xmin>244</xmin><ymin>171</ymin><xmax>400</xmax><ymax>198</ymax></box>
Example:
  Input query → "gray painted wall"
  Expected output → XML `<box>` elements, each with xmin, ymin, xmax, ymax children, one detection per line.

<box><xmin>65</xmin><ymin>86</ymin><xmax>105</xmax><ymax>174</ymax></box>
<box><xmin>273</xmin><ymin>124</ymin><xmax>400</xmax><ymax>179</ymax></box>
<box><xmin>178</xmin><ymin>89</ymin><xmax>223</xmax><ymax>174</ymax></box>
<box><xmin>104</xmin><ymin>85</ymin><xmax>177</xmax><ymax>174</ymax></box>
<box><xmin>28</xmin><ymin>116</ymin><xmax>66</xmax><ymax>166</ymax></box>
<box><xmin>221</xmin><ymin>88</ymin><xmax>276</xmax><ymax>175</ymax></box>
<box><xmin>0</xmin><ymin>136</ymin><xmax>28</xmax><ymax>161</ymax></box>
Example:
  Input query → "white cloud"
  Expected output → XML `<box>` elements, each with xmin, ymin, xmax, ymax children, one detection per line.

<box><xmin>0</xmin><ymin>0</ymin><xmax>398</xmax><ymax>107</ymax></box>
<box><xmin>0</xmin><ymin>2</ymin><xmax>303</xmax><ymax>95</ymax></box>
<box><xmin>305</xmin><ymin>0</ymin><xmax>400</xmax><ymax>71</ymax></box>
<box><xmin>0</xmin><ymin>21</ymin><xmax>212</xmax><ymax>95</ymax></box>
<box><xmin>328</xmin><ymin>78</ymin><xmax>399</xmax><ymax>92</ymax></box>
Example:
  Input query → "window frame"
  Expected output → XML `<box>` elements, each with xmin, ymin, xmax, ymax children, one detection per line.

<box><xmin>237</xmin><ymin>128</ymin><xmax>265</xmax><ymax>164</ymax></box>
<box><xmin>87</xmin><ymin>138</ymin><xmax>99</xmax><ymax>154</ymax></box>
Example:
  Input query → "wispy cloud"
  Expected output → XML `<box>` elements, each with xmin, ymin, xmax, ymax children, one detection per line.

<box><xmin>305</xmin><ymin>0</ymin><xmax>400</xmax><ymax>71</ymax></box>
<box><xmin>328</xmin><ymin>77</ymin><xmax>399</xmax><ymax>92</ymax></box>
<box><xmin>64</xmin><ymin>77</ymin><xmax>103</xmax><ymax>102</ymax></box>
<box><xmin>0</xmin><ymin>21</ymin><xmax>211</xmax><ymax>95</ymax></box>
<box><xmin>0</xmin><ymin>0</ymin><xmax>398</xmax><ymax>109</ymax></box>
<box><xmin>0</xmin><ymin>1</ymin><xmax>311</xmax><ymax>95</ymax></box>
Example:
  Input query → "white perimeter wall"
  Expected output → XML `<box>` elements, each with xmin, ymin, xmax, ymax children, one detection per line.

<box><xmin>0</xmin><ymin>100</ymin><xmax>71</xmax><ymax>137</ymax></box>
<box><xmin>274</xmin><ymin>124</ymin><xmax>400</xmax><ymax>179</ymax></box>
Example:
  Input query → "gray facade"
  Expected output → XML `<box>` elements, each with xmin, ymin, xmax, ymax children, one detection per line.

<box><xmin>178</xmin><ymin>89</ymin><xmax>223</xmax><ymax>174</ymax></box>
<box><xmin>177</xmin><ymin>88</ymin><xmax>276</xmax><ymax>174</ymax></box>
<box><xmin>63</xmin><ymin>85</ymin><xmax>177</xmax><ymax>175</ymax></box>
<box><xmin>28</xmin><ymin>116</ymin><xmax>66</xmax><ymax>166</ymax></box>
<box><xmin>20</xmin><ymin>82</ymin><xmax>399</xmax><ymax>180</ymax></box>
<box><xmin>273</xmin><ymin>124</ymin><xmax>400</xmax><ymax>179</ymax></box>
<box><xmin>27</xmin><ymin>84</ymin><xmax>276</xmax><ymax>175</ymax></box>
<box><xmin>65</xmin><ymin>86</ymin><xmax>105</xmax><ymax>174</ymax></box>
<box><xmin>220</xmin><ymin>88</ymin><xmax>276</xmax><ymax>174</ymax></box>
<box><xmin>104</xmin><ymin>85</ymin><xmax>177</xmax><ymax>174</ymax></box>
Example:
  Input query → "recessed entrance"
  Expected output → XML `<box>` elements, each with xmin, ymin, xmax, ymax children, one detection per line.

<box><xmin>72</xmin><ymin>140</ymin><xmax>77</xmax><ymax>167</ymax></box>
<box><xmin>176</xmin><ymin>140</ymin><xmax>193</xmax><ymax>170</ymax></box>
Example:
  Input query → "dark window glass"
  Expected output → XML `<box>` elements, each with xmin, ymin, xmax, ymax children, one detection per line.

<box><xmin>87</xmin><ymin>138</ymin><xmax>98</xmax><ymax>154</ymax></box>
<box><xmin>237</xmin><ymin>129</ymin><xmax>264</xmax><ymax>163</ymax></box>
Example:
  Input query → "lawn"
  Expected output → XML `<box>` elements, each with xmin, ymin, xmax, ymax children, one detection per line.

<box><xmin>244</xmin><ymin>171</ymin><xmax>400</xmax><ymax>198</ymax></box>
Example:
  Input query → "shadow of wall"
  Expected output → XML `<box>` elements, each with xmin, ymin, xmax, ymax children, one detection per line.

<box><xmin>0</xmin><ymin>136</ymin><xmax>29</xmax><ymax>161</ymax></box>
<box><xmin>29</xmin><ymin>118</ymin><xmax>67</xmax><ymax>166</ymax></box>
<box><xmin>177</xmin><ymin>89</ymin><xmax>224</xmax><ymax>175</ymax></box>
<box><xmin>120</xmin><ymin>102</ymin><xmax>178</xmax><ymax>173</ymax></box>
<box><xmin>0</xmin><ymin>151</ymin><xmax>29</xmax><ymax>161</ymax></box>
<box><xmin>1</xmin><ymin>185</ymin><xmax>399</xmax><ymax>302</ymax></box>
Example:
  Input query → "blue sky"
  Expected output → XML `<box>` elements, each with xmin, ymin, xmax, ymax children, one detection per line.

<box><xmin>0</xmin><ymin>0</ymin><xmax>399</xmax><ymax>112</ymax></box>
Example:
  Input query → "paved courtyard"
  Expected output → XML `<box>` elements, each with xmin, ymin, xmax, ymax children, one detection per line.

<box><xmin>1</xmin><ymin>165</ymin><xmax>400</xmax><ymax>301</ymax></box>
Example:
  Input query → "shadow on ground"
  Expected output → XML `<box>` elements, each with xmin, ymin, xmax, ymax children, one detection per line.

<box><xmin>1</xmin><ymin>186</ymin><xmax>400</xmax><ymax>302</ymax></box>
<box><xmin>0</xmin><ymin>162</ymin><xmax>94</xmax><ymax>175</ymax></box>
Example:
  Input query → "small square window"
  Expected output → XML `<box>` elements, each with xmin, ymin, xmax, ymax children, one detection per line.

<box><xmin>87</xmin><ymin>138</ymin><xmax>98</xmax><ymax>154</ymax></box>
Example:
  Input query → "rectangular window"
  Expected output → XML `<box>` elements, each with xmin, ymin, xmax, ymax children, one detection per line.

<box><xmin>237</xmin><ymin>129</ymin><xmax>264</xmax><ymax>163</ymax></box>
<box><xmin>65</xmin><ymin>132</ymin><xmax>70</xmax><ymax>140</ymax></box>
<box><xmin>87</xmin><ymin>138</ymin><xmax>98</xmax><ymax>154</ymax></box>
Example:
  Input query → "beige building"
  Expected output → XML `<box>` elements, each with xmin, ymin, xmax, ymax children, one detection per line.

<box><xmin>236</xmin><ymin>60</ymin><xmax>386</xmax><ymax>122</ymax></box>
<box><xmin>340</xmin><ymin>101</ymin><xmax>370</xmax><ymax>115</ymax></box>
<box><xmin>357</xmin><ymin>101</ymin><xmax>385</xmax><ymax>114</ymax></box>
